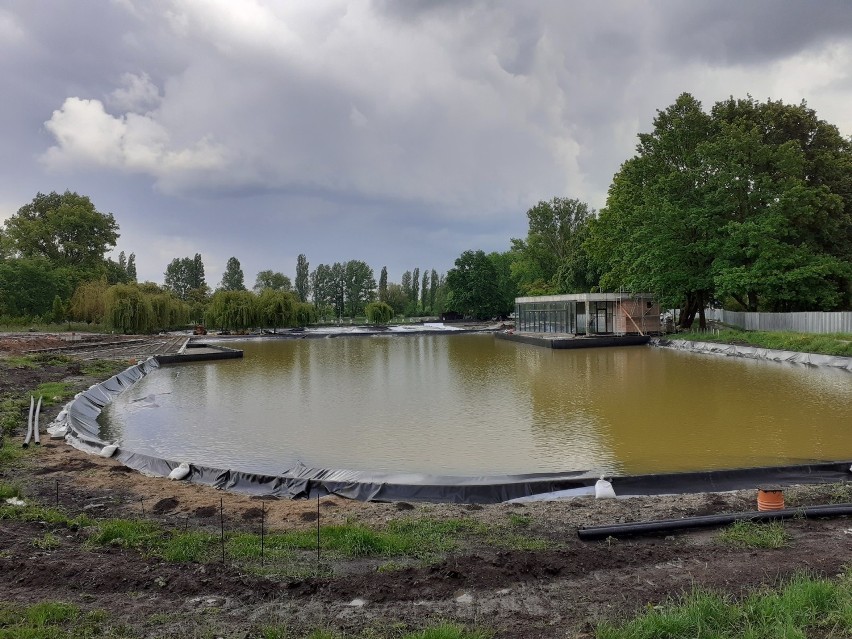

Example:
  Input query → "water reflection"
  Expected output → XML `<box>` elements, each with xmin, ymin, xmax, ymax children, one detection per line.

<box><xmin>100</xmin><ymin>336</ymin><xmax>852</xmax><ymax>476</ymax></box>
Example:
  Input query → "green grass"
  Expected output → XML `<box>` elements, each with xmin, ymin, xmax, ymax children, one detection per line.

<box><xmin>33</xmin><ymin>381</ymin><xmax>72</xmax><ymax>406</ymax></box>
<box><xmin>507</xmin><ymin>513</ymin><xmax>531</xmax><ymax>527</ymax></box>
<box><xmin>717</xmin><ymin>520</ymin><xmax>789</xmax><ymax>549</ymax></box>
<box><xmin>674</xmin><ymin>329</ymin><xmax>852</xmax><ymax>357</ymax></box>
<box><xmin>161</xmin><ymin>530</ymin><xmax>217</xmax><ymax>562</ymax></box>
<box><xmin>0</xmin><ymin>601</ymin><xmax>116</xmax><ymax>638</ymax></box>
<box><xmin>0</xmin><ymin>481</ymin><xmax>22</xmax><ymax>500</ymax></box>
<box><xmin>80</xmin><ymin>360</ymin><xmax>127</xmax><ymax>378</ymax></box>
<box><xmin>0</xmin><ymin>501</ymin><xmax>91</xmax><ymax>528</ymax></box>
<box><xmin>596</xmin><ymin>572</ymin><xmax>852</xmax><ymax>639</ymax></box>
<box><xmin>87</xmin><ymin>519</ymin><xmax>161</xmax><ymax>551</ymax></box>
<box><xmin>31</xmin><ymin>532</ymin><xmax>61</xmax><ymax>550</ymax></box>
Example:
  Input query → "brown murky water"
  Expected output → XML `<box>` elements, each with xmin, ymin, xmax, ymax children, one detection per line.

<box><xmin>101</xmin><ymin>335</ymin><xmax>852</xmax><ymax>476</ymax></box>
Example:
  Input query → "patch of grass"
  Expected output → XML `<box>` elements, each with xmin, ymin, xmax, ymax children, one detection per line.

<box><xmin>80</xmin><ymin>360</ymin><xmax>127</xmax><ymax>378</ymax></box>
<box><xmin>31</xmin><ymin>532</ymin><xmax>61</xmax><ymax>550</ymax></box>
<box><xmin>0</xmin><ymin>396</ymin><xmax>30</xmax><ymax>440</ymax></box>
<box><xmin>377</xmin><ymin>560</ymin><xmax>406</xmax><ymax>573</ymax></box>
<box><xmin>1</xmin><ymin>356</ymin><xmax>40</xmax><ymax>369</ymax></box>
<box><xmin>0</xmin><ymin>502</ymin><xmax>89</xmax><ymax>527</ymax></box>
<box><xmin>507</xmin><ymin>513</ymin><xmax>531</xmax><ymax>527</ymax></box>
<box><xmin>596</xmin><ymin>572</ymin><xmax>852</xmax><ymax>639</ymax></box>
<box><xmin>717</xmin><ymin>520</ymin><xmax>789</xmax><ymax>549</ymax></box>
<box><xmin>24</xmin><ymin>602</ymin><xmax>79</xmax><ymax>626</ymax></box>
<box><xmin>0</xmin><ymin>601</ymin><xmax>117</xmax><ymax>638</ymax></box>
<box><xmin>825</xmin><ymin>483</ymin><xmax>852</xmax><ymax>504</ymax></box>
<box><xmin>33</xmin><ymin>381</ymin><xmax>72</xmax><ymax>406</ymax></box>
<box><xmin>674</xmin><ymin>329</ymin><xmax>852</xmax><ymax>357</ymax></box>
<box><xmin>0</xmin><ymin>482</ymin><xmax>22</xmax><ymax>500</ymax></box>
<box><xmin>161</xmin><ymin>530</ymin><xmax>217</xmax><ymax>562</ymax></box>
<box><xmin>87</xmin><ymin>519</ymin><xmax>161</xmax><ymax>551</ymax></box>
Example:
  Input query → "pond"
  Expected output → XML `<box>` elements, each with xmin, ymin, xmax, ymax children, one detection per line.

<box><xmin>100</xmin><ymin>334</ymin><xmax>852</xmax><ymax>476</ymax></box>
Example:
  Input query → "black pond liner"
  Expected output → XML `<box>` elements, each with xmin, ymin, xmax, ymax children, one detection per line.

<box><xmin>55</xmin><ymin>357</ymin><xmax>852</xmax><ymax>504</ymax></box>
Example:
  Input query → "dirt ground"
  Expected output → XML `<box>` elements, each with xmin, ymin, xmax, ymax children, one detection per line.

<box><xmin>2</xmin><ymin>334</ymin><xmax>852</xmax><ymax>638</ymax></box>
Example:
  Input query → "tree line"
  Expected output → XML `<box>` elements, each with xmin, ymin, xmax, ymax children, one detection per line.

<box><xmin>2</xmin><ymin>93</ymin><xmax>849</xmax><ymax>332</ymax></box>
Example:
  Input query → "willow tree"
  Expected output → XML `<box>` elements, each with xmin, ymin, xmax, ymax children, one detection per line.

<box><xmin>206</xmin><ymin>290</ymin><xmax>256</xmax><ymax>331</ymax></box>
<box><xmin>69</xmin><ymin>278</ymin><xmax>110</xmax><ymax>324</ymax></box>
<box><xmin>255</xmin><ymin>289</ymin><xmax>298</xmax><ymax>331</ymax></box>
<box><xmin>105</xmin><ymin>284</ymin><xmax>154</xmax><ymax>333</ymax></box>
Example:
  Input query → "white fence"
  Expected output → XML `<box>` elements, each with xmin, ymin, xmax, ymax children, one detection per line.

<box><xmin>706</xmin><ymin>309</ymin><xmax>852</xmax><ymax>334</ymax></box>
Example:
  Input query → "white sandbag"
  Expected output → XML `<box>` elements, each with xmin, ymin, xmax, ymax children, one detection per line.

<box><xmin>99</xmin><ymin>444</ymin><xmax>118</xmax><ymax>458</ymax></box>
<box><xmin>595</xmin><ymin>476</ymin><xmax>616</xmax><ymax>499</ymax></box>
<box><xmin>168</xmin><ymin>462</ymin><xmax>191</xmax><ymax>480</ymax></box>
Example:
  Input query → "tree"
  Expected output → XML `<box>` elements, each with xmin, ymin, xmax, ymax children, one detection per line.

<box><xmin>378</xmin><ymin>266</ymin><xmax>388</xmax><ymax>302</ymax></box>
<box><xmin>365</xmin><ymin>301</ymin><xmax>394</xmax><ymax>324</ymax></box>
<box><xmin>705</xmin><ymin>97</ymin><xmax>852</xmax><ymax>311</ymax></box>
<box><xmin>311</xmin><ymin>263</ymin><xmax>334</xmax><ymax>317</ymax></box>
<box><xmin>511</xmin><ymin>197</ymin><xmax>597</xmax><ymax>295</ymax></box>
<box><xmin>164</xmin><ymin>258</ymin><xmax>193</xmax><ymax>299</ymax></box>
<box><xmin>4</xmin><ymin>191</ymin><xmax>119</xmax><ymax>270</ymax></box>
<box><xmin>220</xmin><ymin>257</ymin><xmax>246</xmax><ymax>291</ymax></box>
<box><xmin>420</xmin><ymin>269</ymin><xmax>429</xmax><ymax>313</ymax></box>
<box><xmin>343</xmin><ymin>260</ymin><xmax>376</xmax><ymax>317</ymax></box>
<box><xmin>0</xmin><ymin>258</ymin><xmax>70</xmax><ymax>318</ymax></box>
<box><xmin>52</xmin><ymin>295</ymin><xmax>67</xmax><ymax>323</ymax></box>
<box><xmin>295</xmin><ymin>254</ymin><xmax>310</xmax><ymax>302</ymax></box>
<box><xmin>255</xmin><ymin>289</ymin><xmax>297</xmax><ymax>330</ymax></box>
<box><xmin>191</xmin><ymin>253</ymin><xmax>206</xmax><ymax>289</ymax></box>
<box><xmin>400</xmin><ymin>270</ymin><xmax>413</xmax><ymax>308</ymax></box>
<box><xmin>206</xmin><ymin>290</ymin><xmax>256</xmax><ymax>331</ymax></box>
<box><xmin>412</xmin><ymin>267</ymin><xmax>420</xmax><ymax>313</ymax></box>
<box><xmin>105</xmin><ymin>284</ymin><xmax>153</xmax><ymax>333</ymax></box>
<box><xmin>126</xmin><ymin>253</ymin><xmax>137</xmax><ymax>281</ymax></box>
<box><xmin>253</xmin><ymin>270</ymin><xmax>292</xmax><ymax>293</ymax></box>
<box><xmin>587</xmin><ymin>93</ymin><xmax>716</xmax><ymax>327</ymax></box>
<box><xmin>69</xmin><ymin>278</ymin><xmax>109</xmax><ymax>324</ymax></box>
<box><xmin>588</xmin><ymin>93</ymin><xmax>852</xmax><ymax>325</ymax></box>
<box><xmin>487</xmin><ymin>251</ymin><xmax>518</xmax><ymax>317</ymax></box>
<box><xmin>384</xmin><ymin>283</ymin><xmax>408</xmax><ymax>316</ymax></box>
<box><xmin>445</xmin><ymin>250</ymin><xmax>501</xmax><ymax>319</ymax></box>
<box><xmin>429</xmin><ymin>270</ymin><xmax>439</xmax><ymax>313</ymax></box>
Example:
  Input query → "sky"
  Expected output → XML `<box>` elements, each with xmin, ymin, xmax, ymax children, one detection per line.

<box><xmin>1</xmin><ymin>1</ymin><xmax>851</xmax><ymax>287</ymax></box>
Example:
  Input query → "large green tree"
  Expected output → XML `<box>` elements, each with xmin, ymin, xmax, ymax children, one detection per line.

<box><xmin>588</xmin><ymin>93</ymin><xmax>852</xmax><ymax>325</ymax></box>
<box><xmin>206</xmin><ymin>290</ymin><xmax>256</xmax><ymax>331</ymax></box>
<box><xmin>219</xmin><ymin>257</ymin><xmax>246</xmax><ymax>291</ymax></box>
<box><xmin>0</xmin><ymin>258</ymin><xmax>71</xmax><ymax>318</ymax></box>
<box><xmin>4</xmin><ymin>191</ymin><xmax>119</xmax><ymax>270</ymax></box>
<box><xmin>445</xmin><ymin>250</ymin><xmax>501</xmax><ymax>320</ymax></box>
<box><xmin>255</xmin><ymin>289</ymin><xmax>298</xmax><ymax>330</ymax></box>
<box><xmin>343</xmin><ymin>260</ymin><xmax>376</xmax><ymax>317</ymax></box>
<box><xmin>706</xmin><ymin>97</ymin><xmax>852</xmax><ymax>311</ymax></box>
<box><xmin>295</xmin><ymin>254</ymin><xmax>310</xmax><ymax>302</ymax></box>
<box><xmin>164</xmin><ymin>254</ymin><xmax>207</xmax><ymax>300</ymax></box>
<box><xmin>511</xmin><ymin>197</ymin><xmax>597</xmax><ymax>295</ymax></box>
<box><xmin>253</xmin><ymin>270</ymin><xmax>291</xmax><ymax>293</ymax></box>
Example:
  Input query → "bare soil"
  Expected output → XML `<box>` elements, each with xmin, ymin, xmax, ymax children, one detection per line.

<box><xmin>2</xmin><ymin>334</ymin><xmax>852</xmax><ymax>638</ymax></box>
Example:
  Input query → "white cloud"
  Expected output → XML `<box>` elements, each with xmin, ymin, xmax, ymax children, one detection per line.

<box><xmin>41</xmin><ymin>97</ymin><xmax>227</xmax><ymax>183</ymax></box>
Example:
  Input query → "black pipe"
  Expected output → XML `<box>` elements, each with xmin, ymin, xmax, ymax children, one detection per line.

<box><xmin>577</xmin><ymin>503</ymin><xmax>852</xmax><ymax>540</ymax></box>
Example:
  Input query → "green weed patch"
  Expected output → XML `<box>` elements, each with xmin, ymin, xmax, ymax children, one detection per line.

<box><xmin>597</xmin><ymin>572</ymin><xmax>852</xmax><ymax>639</ymax></box>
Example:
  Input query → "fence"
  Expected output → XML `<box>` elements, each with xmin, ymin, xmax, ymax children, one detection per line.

<box><xmin>706</xmin><ymin>309</ymin><xmax>852</xmax><ymax>334</ymax></box>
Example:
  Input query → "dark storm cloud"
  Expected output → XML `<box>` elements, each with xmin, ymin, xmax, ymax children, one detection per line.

<box><xmin>657</xmin><ymin>0</ymin><xmax>852</xmax><ymax>65</ymax></box>
<box><xmin>1</xmin><ymin>1</ymin><xmax>850</xmax><ymax>285</ymax></box>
